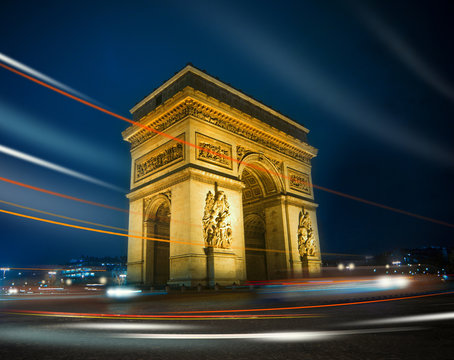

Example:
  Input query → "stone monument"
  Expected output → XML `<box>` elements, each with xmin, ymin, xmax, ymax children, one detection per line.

<box><xmin>123</xmin><ymin>64</ymin><xmax>321</xmax><ymax>286</ymax></box>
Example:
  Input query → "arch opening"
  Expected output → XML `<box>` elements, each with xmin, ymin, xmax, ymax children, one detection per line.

<box><xmin>145</xmin><ymin>199</ymin><xmax>170</xmax><ymax>286</ymax></box>
<box><xmin>244</xmin><ymin>214</ymin><xmax>267</xmax><ymax>281</ymax></box>
<box><xmin>240</xmin><ymin>154</ymin><xmax>285</xmax><ymax>281</ymax></box>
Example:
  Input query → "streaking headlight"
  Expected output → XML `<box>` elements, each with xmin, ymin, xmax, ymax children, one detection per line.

<box><xmin>7</xmin><ymin>288</ymin><xmax>18</xmax><ymax>295</ymax></box>
<box><xmin>106</xmin><ymin>287</ymin><xmax>142</xmax><ymax>298</ymax></box>
<box><xmin>377</xmin><ymin>276</ymin><xmax>409</xmax><ymax>289</ymax></box>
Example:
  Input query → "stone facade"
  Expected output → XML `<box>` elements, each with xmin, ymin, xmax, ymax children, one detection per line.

<box><xmin>123</xmin><ymin>65</ymin><xmax>321</xmax><ymax>287</ymax></box>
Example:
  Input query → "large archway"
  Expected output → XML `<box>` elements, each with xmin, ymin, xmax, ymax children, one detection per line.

<box><xmin>145</xmin><ymin>197</ymin><xmax>170</xmax><ymax>286</ymax></box>
<box><xmin>244</xmin><ymin>214</ymin><xmax>267</xmax><ymax>280</ymax></box>
<box><xmin>239</xmin><ymin>154</ymin><xmax>286</xmax><ymax>281</ymax></box>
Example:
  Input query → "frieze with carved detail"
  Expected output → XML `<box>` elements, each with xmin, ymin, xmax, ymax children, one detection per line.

<box><xmin>134</xmin><ymin>134</ymin><xmax>185</xmax><ymax>183</ymax></box>
<box><xmin>288</xmin><ymin>168</ymin><xmax>312</xmax><ymax>195</ymax></box>
<box><xmin>196</xmin><ymin>133</ymin><xmax>232</xmax><ymax>169</ymax></box>
<box><xmin>128</xmin><ymin>99</ymin><xmax>314</xmax><ymax>164</ymax></box>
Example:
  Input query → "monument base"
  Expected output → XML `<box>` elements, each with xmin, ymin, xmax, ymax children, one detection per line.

<box><xmin>302</xmin><ymin>255</ymin><xmax>321</xmax><ymax>277</ymax></box>
<box><xmin>205</xmin><ymin>247</ymin><xmax>239</xmax><ymax>287</ymax></box>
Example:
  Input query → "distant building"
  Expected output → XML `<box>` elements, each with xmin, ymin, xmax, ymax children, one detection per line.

<box><xmin>62</xmin><ymin>256</ymin><xmax>127</xmax><ymax>285</ymax></box>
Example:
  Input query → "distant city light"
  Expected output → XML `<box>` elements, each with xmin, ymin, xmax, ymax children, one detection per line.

<box><xmin>7</xmin><ymin>288</ymin><xmax>18</xmax><ymax>295</ymax></box>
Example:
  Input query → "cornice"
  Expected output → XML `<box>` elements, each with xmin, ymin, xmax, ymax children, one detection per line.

<box><xmin>130</xmin><ymin>65</ymin><xmax>310</xmax><ymax>135</ymax></box>
<box><xmin>123</xmin><ymin>88</ymin><xmax>318</xmax><ymax>164</ymax></box>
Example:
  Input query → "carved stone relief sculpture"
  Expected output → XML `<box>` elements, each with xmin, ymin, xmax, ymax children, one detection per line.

<box><xmin>203</xmin><ymin>189</ymin><xmax>233</xmax><ymax>249</ymax></box>
<box><xmin>196</xmin><ymin>133</ymin><xmax>232</xmax><ymax>169</ymax></box>
<box><xmin>134</xmin><ymin>134</ymin><xmax>185</xmax><ymax>182</ymax></box>
<box><xmin>297</xmin><ymin>208</ymin><xmax>316</xmax><ymax>257</ymax></box>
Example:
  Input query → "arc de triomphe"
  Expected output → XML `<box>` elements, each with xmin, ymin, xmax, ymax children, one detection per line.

<box><xmin>123</xmin><ymin>65</ymin><xmax>321</xmax><ymax>286</ymax></box>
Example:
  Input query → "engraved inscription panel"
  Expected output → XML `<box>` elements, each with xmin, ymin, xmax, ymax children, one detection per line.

<box><xmin>288</xmin><ymin>168</ymin><xmax>311</xmax><ymax>195</ymax></box>
<box><xmin>196</xmin><ymin>132</ymin><xmax>232</xmax><ymax>170</ymax></box>
<box><xmin>134</xmin><ymin>134</ymin><xmax>185</xmax><ymax>183</ymax></box>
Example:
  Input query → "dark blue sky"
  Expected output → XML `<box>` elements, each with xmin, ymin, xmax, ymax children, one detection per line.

<box><xmin>0</xmin><ymin>0</ymin><xmax>453</xmax><ymax>266</ymax></box>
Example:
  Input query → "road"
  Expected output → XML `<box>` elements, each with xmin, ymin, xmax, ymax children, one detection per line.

<box><xmin>1</xmin><ymin>281</ymin><xmax>454</xmax><ymax>359</ymax></box>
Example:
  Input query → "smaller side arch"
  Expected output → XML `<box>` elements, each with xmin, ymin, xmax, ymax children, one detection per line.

<box><xmin>143</xmin><ymin>192</ymin><xmax>171</xmax><ymax>286</ymax></box>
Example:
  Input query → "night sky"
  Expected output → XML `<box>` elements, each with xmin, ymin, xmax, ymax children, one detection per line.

<box><xmin>0</xmin><ymin>0</ymin><xmax>453</xmax><ymax>266</ymax></box>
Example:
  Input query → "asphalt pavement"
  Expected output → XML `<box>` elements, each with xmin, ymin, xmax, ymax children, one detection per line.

<box><xmin>1</xmin><ymin>281</ymin><xmax>454</xmax><ymax>360</ymax></box>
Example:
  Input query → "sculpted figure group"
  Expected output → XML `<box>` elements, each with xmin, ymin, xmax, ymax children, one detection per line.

<box><xmin>203</xmin><ymin>190</ymin><xmax>233</xmax><ymax>249</ymax></box>
<box><xmin>297</xmin><ymin>208</ymin><xmax>316</xmax><ymax>257</ymax></box>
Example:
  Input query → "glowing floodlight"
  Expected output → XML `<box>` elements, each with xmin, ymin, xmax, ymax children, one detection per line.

<box><xmin>106</xmin><ymin>287</ymin><xmax>141</xmax><ymax>298</ymax></box>
<box><xmin>377</xmin><ymin>276</ymin><xmax>409</xmax><ymax>289</ymax></box>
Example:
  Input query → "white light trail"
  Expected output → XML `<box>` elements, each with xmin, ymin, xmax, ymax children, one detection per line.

<box><xmin>0</xmin><ymin>52</ymin><xmax>98</xmax><ymax>104</ymax></box>
<box><xmin>0</xmin><ymin>144</ymin><xmax>125</xmax><ymax>192</ymax></box>
<box><xmin>113</xmin><ymin>327</ymin><xmax>420</xmax><ymax>341</ymax></box>
<box><xmin>348</xmin><ymin>311</ymin><xmax>454</xmax><ymax>326</ymax></box>
<box><xmin>58</xmin><ymin>323</ymin><xmax>197</xmax><ymax>331</ymax></box>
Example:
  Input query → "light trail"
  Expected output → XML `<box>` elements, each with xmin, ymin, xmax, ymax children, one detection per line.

<box><xmin>0</xmin><ymin>144</ymin><xmax>125</xmax><ymax>192</ymax></box>
<box><xmin>347</xmin><ymin>311</ymin><xmax>454</xmax><ymax>326</ymax></box>
<box><xmin>0</xmin><ymin>176</ymin><xmax>128</xmax><ymax>213</ymax></box>
<box><xmin>3</xmin><ymin>310</ymin><xmax>317</xmax><ymax>321</ymax></box>
<box><xmin>0</xmin><ymin>199</ymin><xmax>127</xmax><ymax>232</ymax></box>
<box><xmin>0</xmin><ymin>176</ymin><xmax>202</xmax><ymax>228</ymax></box>
<box><xmin>112</xmin><ymin>327</ymin><xmax>418</xmax><ymax>340</ymax></box>
<box><xmin>61</xmin><ymin>323</ymin><xmax>196</xmax><ymax>330</ymax></box>
<box><xmin>5</xmin><ymin>292</ymin><xmax>454</xmax><ymax>321</ymax></box>
<box><xmin>0</xmin><ymin>207</ymin><xmax>197</xmax><ymax>248</ymax></box>
<box><xmin>0</xmin><ymin>204</ymin><xmax>363</xmax><ymax>256</ymax></box>
<box><xmin>1</xmin><ymin>62</ymin><xmax>453</xmax><ymax>229</ymax></box>
<box><xmin>0</xmin><ymin>52</ymin><xmax>98</xmax><ymax>103</ymax></box>
<box><xmin>169</xmin><ymin>291</ymin><xmax>454</xmax><ymax>314</ymax></box>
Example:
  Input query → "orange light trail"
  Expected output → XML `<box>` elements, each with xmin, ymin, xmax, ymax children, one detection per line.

<box><xmin>2</xmin><ymin>310</ymin><xmax>317</xmax><ymax>321</ymax></box>
<box><xmin>1</xmin><ymin>62</ymin><xmax>453</xmax><ymax>229</ymax></box>
<box><xmin>4</xmin><ymin>291</ymin><xmax>453</xmax><ymax>320</ymax></box>
<box><xmin>169</xmin><ymin>291</ymin><xmax>454</xmax><ymax>314</ymax></box>
<box><xmin>0</xmin><ymin>199</ymin><xmax>127</xmax><ymax>232</ymax></box>
<box><xmin>0</xmin><ymin>176</ymin><xmax>203</xmax><ymax>228</ymax></box>
<box><xmin>0</xmin><ymin>204</ymin><xmax>359</xmax><ymax>256</ymax></box>
<box><xmin>0</xmin><ymin>207</ymin><xmax>198</xmax><ymax>248</ymax></box>
<box><xmin>0</xmin><ymin>176</ymin><xmax>128</xmax><ymax>213</ymax></box>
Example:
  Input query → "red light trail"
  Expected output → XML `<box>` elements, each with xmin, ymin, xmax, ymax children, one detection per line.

<box><xmin>0</xmin><ymin>176</ymin><xmax>128</xmax><ymax>213</ymax></box>
<box><xmin>4</xmin><ymin>291</ymin><xmax>453</xmax><ymax>320</ymax></box>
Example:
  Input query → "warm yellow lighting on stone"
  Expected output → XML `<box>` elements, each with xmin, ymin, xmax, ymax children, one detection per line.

<box><xmin>122</xmin><ymin>65</ymin><xmax>321</xmax><ymax>286</ymax></box>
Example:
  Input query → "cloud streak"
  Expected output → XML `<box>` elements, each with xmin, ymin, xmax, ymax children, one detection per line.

<box><xmin>194</xmin><ymin>3</ymin><xmax>454</xmax><ymax>167</ymax></box>
<box><xmin>356</xmin><ymin>6</ymin><xmax>454</xmax><ymax>103</ymax></box>
<box><xmin>0</xmin><ymin>144</ymin><xmax>125</xmax><ymax>193</ymax></box>
<box><xmin>0</xmin><ymin>52</ymin><xmax>99</xmax><ymax>104</ymax></box>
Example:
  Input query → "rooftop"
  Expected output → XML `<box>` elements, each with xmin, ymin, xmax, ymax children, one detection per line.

<box><xmin>130</xmin><ymin>64</ymin><xmax>309</xmax><ymax>142</ymax></box>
